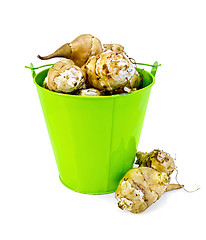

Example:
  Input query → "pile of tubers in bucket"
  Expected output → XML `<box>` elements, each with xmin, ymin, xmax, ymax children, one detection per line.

<box><xmin>38</xmin><ymin>34</ymin><xmax>142</xmax><ymax>96</ymax></box>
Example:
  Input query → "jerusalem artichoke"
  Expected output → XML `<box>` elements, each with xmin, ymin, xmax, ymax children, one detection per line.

<box><xmin>83</xmin><ymin>50</ymin><xmax>142</xmax><ymax>91</ymax></box>
<box><xmin>115</xmin><ymin>167</ymin><xmax>183</xmax><ymax>213</ymax></box>
<box><xmin>115</xmin><ymin>149</ymin><xmax>184</xmax><ymax>213</ymax></box>
<box><xmin>38</xmin><ymin>34</ymin><xmax>103</xmax><ymax>67</ymax></box>
<box><xmin>46</xmin><ymin>59</ymin><xmax>85</xmax><ymax>93</ymax></box>
<box><xmin>115</xmin><ymin>167</ymin><xmax>170</xmax><ymax>213</ymax></box>
<box><xmin>135</xmin><ymin>149</ymin><xmax>176</xmax><ymax>176</ymax></box>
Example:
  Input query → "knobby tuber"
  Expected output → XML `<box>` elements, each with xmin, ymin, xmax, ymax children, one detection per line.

<box><xmin>46</xmin><ymin>59</ymin><xmax>86</xmax><ymax>93</ymax></box>
<box><xmin>115</xmin><ymin>149</ymin><xmax>184</xmax><ymax>213</ymax></box>
<box><xmin>83</xmin><ymin>50</ymin><xmax>142</xmax><ymax>91</ymax></box>
<box><xmin>116</xmin><ymin>167</ymin><xmax>170</xmax><ymax>213</ymax></box>
<box><xmin>135</xmin><ymin>149</ymin><xmax>176</xmax><ymax>175</ymax></box>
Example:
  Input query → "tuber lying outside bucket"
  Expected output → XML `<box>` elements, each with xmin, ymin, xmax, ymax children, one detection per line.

<box><xmin>32</xmin><ymin>62</ymin><xmax>158</xmax><ymax>194</ymax></box>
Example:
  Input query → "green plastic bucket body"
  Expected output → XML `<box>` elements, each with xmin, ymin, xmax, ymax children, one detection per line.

<box><xmin>34</xmin><ymin>68</ymin><xmax>155</xmax><ymax>194</ymax></box>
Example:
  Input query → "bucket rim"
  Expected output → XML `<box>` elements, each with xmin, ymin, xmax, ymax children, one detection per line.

<box><xmin>33</xmin><ymin>68</ymin><xmax>155</xmax><ymax>99</ymax></box>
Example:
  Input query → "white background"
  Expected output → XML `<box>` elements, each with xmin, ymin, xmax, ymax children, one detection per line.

<box><xmin>0</xmin><ymin>0</ymin><xmax>205</xmax><ymax>239</ymax></box>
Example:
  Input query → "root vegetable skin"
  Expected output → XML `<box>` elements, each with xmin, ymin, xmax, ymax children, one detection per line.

<box><xmin>38</xmin><ymin>34</ymin><xmax>103</xmax><ymax>67</ymax></box>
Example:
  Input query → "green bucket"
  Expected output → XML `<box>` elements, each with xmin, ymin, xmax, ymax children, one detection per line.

<box><xmin>33</xmin><ymin>63</ymin><xmax>158</xmax><ymax>194</ymax></box>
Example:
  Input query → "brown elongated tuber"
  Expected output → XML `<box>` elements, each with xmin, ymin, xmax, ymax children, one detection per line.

<box><xmin>46</xmin><ymin>59</ymin><xmax>86</xmax><ymax>93</ymax></box>
<box><xmin>83</xmin><ymin>50</ymin><xmax>142</xmax><ymax>91</ymax></box>
<box><xmin>38</xmin><ymin>34</ymin><xmax>103</xmax><ymax>67</ymax></box>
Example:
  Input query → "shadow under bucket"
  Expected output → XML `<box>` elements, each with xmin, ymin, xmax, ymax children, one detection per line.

<box><xmin>33</xmin><ymin>63</ymin><xmax>157</xmax><ymax>194</ymax></box>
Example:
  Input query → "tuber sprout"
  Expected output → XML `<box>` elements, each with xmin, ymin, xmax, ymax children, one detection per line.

<box><xmin>135</xmin><ymin>149</ymin><xmax>176</xmax><ymax>176</ymax></box>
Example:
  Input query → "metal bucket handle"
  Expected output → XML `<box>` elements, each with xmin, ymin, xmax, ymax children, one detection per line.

<box><xmin>27</xmin><ymin>61</ymin><xmax>160</xmax><ymax>79</ymax></box>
